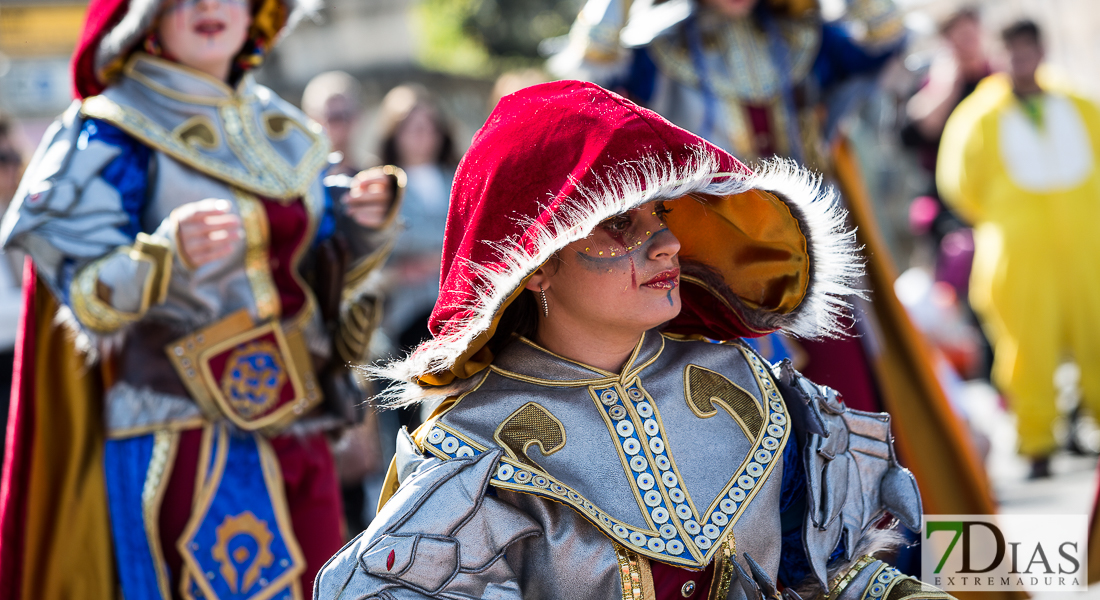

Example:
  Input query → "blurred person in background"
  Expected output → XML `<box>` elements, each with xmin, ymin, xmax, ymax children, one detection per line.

<box><xmin>552</xmin><ymin>0</ymin><xmax>1000</xmax><ymax>529</ymax></box>
<box><xmin>302</xmin><ymin>70</ymin><xmax>386</xmax><ymax>537</ymax></box>
<box><xmin>0</xmin><ymin>111</ymin><xmax>24</xmax><ymax>467</ymax></box>
<box><xmin>378</xmin><ymin>84</ymin><xmax>458</xmax><ymax>355</ymax></box>
<box><xmin>900</xmin><ymin>6</ymin><xmax>993</xmax><ymax>382</ymax></box>
<box><xmin>357</xmin><ymin>84</ymin><xmax>458</xmax><ymax>528</ymax></box>
<box><xmin>0</xmin><ymin>0</ymin><xmax>403</xmax><ymax>597</ymax></box>
<box><xmin>938</xmin><ymin>19</ymin><xmax>1100</xmax><ymax>479</ymax></box>
<box><xmin>303</xmin><ymin>70</ymin><xmax>364</xmax><ymax>177</ymax></box>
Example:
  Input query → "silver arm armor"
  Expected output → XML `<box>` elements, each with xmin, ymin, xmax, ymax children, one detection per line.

<box><xmin>1</xmin><ymin>102</ymin><xmax>133</xmax><ymax>276</ymax></box>
<box><xmin>774</xmin><ymin>360</ymin><xmax>922</xmax><ymax>590</ymax></box>
<box><xmin>314</xmin><ymin>431</ymin><xmax>541</xmax><ymax>600</ymax></box>
<box><xmin>0</xmin><ymin>102</ymin><xmax>174</xmax><ymax>334</ymax></box>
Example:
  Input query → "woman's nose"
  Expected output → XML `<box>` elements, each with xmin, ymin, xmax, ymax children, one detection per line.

<box><xmin>647</xmin><ymin>227</ymin><xmax>681</xmax><ymax>261</ymax></box>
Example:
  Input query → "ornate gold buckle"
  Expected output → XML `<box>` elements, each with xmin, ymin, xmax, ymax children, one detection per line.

<box><xmin>165</xmin><ymin>310</ymin><xmax>322</xmax><ymax>433</ymax></box>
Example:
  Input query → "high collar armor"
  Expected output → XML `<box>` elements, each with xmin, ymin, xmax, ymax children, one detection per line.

<box><xmin>424</xmin><ymin>333</ymin><xmax>789</xmax><ymax>572</ymax></box>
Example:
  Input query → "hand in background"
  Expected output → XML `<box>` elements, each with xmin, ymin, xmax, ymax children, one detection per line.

<box><xmin>174</xmin><ymin>199</ymin><xmax>243</xmax><ymax>269</ymax></box>
<box><xmin>345</xmin><ymin>166</ymin><xmax>394</xmax><ymax>228</ymax></box>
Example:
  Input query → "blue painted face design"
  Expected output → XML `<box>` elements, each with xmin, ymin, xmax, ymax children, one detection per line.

<box><xmin>572</xmin><ymin>202</ymin><xmax>675</xmax><ymax>289</ymax></box>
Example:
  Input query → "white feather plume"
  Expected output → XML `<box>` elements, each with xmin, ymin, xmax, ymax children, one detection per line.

<box><xmin>369</xmin><ymin>150</ymin><xmax>863</xmax><ymax>407</ymax></box>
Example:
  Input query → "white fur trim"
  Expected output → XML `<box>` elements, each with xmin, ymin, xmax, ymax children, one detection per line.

<box><xmin>371</xmin><ymin>151</ymin><xmax>862</xmax><ymax>407</ymax></box>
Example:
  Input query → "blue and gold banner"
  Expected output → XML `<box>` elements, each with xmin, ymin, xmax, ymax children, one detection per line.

<box><xmin>179</xmin><ymin>425</ymin><xmax>304</xmax><ymax>600</ymax></box>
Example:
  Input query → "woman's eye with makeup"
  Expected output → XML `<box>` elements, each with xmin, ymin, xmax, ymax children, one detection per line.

<box><xmin>601</xmin><ymin>215</ymin><xmax>632</xmax><ymax>233</ymax></box>
<box><xmin>654</xmin><ymin>202</ymin><xmax>673</xmax><ymax>220</ymax></box>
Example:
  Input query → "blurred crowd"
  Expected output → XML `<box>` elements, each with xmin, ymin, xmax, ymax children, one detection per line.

<box><xmin>0</xmin><ymin>0</ymin><xmax>1096</xmax><ymax>542</ymax></box>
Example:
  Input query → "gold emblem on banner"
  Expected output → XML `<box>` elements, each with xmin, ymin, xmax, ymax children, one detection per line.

<box><xmin>211</xmin><ymin>511</ymin><xmax>275</xmax><ymax>594</ymax></box>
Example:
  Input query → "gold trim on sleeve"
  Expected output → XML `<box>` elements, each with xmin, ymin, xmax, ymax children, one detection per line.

<box><xmin>133</xmin><ymin>232</ymin><xmax>174</xmax><ymax>305</ymax></box>
<box><xmin>69</xmin><ymin>248</ymin><xmax>155</xmax><ymax>333</ymax></box>
<box><xmin>827</xmin><ymin>555</ymin><xmax>877</xmax><ymax>600</ymax></box>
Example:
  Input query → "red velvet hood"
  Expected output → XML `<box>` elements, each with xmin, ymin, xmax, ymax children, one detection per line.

<box><xmin>376</xmin><ymin>81</ymin><xmax>861</xmax><ymax>405</ymax></box>
<box><xmin>72</xmin><ymin>0</ymin><xmax>317</xmax><ymax>98</ymax></box>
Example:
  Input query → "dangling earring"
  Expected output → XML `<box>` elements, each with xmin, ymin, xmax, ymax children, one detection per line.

<box><xmin>143</xmin><ymin>33</ymin><xmax>163</xmax><ymax>57</ymax></box>
<box><xmin>538</xmin><ymin>285</ymin><xmax>549</xmax><ymax>318</ymax></box>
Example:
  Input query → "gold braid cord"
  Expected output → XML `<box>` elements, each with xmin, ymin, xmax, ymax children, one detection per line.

<box><xmin>828</xmin><ymin>556</ymin><xmax>957</xmax><ymax>600</ymax></box>
<box><xmin>616</xmin><ymin>546</ymin><xmax>656</xmax><ymax>600</ymax></box>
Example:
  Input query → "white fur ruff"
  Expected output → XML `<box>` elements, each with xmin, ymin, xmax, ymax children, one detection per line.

<box><xmin>372</xmin><ymin>150</ymin><xmax>862</xmax><ymax>407</ymax></box>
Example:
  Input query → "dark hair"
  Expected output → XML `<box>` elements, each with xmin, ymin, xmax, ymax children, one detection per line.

<box><xmin>485</xmin><ymin>291</ymin><xmax>541</xmax><ymax>357</ymax></box>
<box><xmin>940</xmin><ymin>5</ymin><xmax>980</xmax><ymax>34</ymax></box>
<box><xmin>378</xmin><ymin>84</ymin><xmax>458</xmax><ymax>168</ymax></box>
<box><xmin>483</xmin><ymin>256</ymin><xmax>564</xmax><ymax>356</ymax></box>
<box><xmin>1002</xmin><ymin>19</ymin><xmax>1042</xmax><ymax>46</ymax></box>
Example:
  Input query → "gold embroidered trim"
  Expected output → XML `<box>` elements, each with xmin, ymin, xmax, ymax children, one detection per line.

<box><xmin>173</xmin><ymin>114</ymin><xmax>221</xmax><ymax>151</ymax></box>
<box><xmin>178</xmin><ymin>425</ymin><xmax>306</xmax><ymax>600</ymax></box>
<box><xmin>335</xmin><ymin>295</ymin><xmax>381</xmax><ymax>363</ymax></box>
<box><xmin>81</xmin><ymin>93</ymin><xmax>327</xmax><ymax>200</ymax></box>
<box><xmin>221</xmin><ymin>101</ymin><xmax>328</xmax><ymax>203</ymax></box>
<box><xmin>422</xmin><ymin>347</ymin><xmax>792</xmax><ymax>569</ymax></box>
<box><xmin>143</xmin><ymin>430</ymin><xmax>179</xmax><ymax>600</ymax></box>
<box><xmin>342</xmin><ymin>236</ymin><xmax>394</xmax><ymax>300</ymax></box>
<box><xmin>133</xmin><ymin>233</ymin><xmax>173</xmax><ymax>305</ymax></box>
<box><xmin>648</xmin><ymin>17</ymin><xmax>821</xmax><ymax>103</ymax></box>
<box><xmin>493</xmin><ymin>402</ymin><xmax>567</xmax><ymax>470</ymax></box>
<box><xmin>708</xmin><ymin>536</ymin><xmax>736</xmax><ymax>600</ymax></box>
<box><xmin>827</xmin><ymin>555</ymin><xmax>877</xmax><ymax>600</ymax></box>
<box><xmin>683</xmin><ymin>364</ymin><xmax>763</xmax><ymax>438</ymax></box>
<box><xmin>70</xmin><ymin>247</ymin><xmax>154</xmax><ymax>333</ymax></box>
<box><xmin>124</xmin><ymin>54</ymin><xmax>234</xmax><ymax>106</ymax></box>
<box><xmin>234</xmin><ymin>190</ymin><xmax>281</xmax><ymax>321</ymax></box>
<box><xmin>616</xmin><ymin>546</ymin><xmax>655</xmax><ymax>600</ymax></box>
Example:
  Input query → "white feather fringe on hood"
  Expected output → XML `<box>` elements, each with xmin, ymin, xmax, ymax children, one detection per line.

<box><xmin>368</xmin><ymin>81</ymin><xmax>863</xmax><ymax>407</ymax></box>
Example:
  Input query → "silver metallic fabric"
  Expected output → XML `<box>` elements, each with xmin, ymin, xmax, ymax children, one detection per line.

<box><xmin>317</xmin><ymin>334</ymin><xmax>924</xmax><ymax>599</ymax></box>
<box><xmin>774</xmin><ymin>361</ymin><xmax>922</xmax><ymax>588</ymax></box>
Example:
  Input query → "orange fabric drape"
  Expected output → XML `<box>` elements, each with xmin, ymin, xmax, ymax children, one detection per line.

<box><xmin>18</xmin><ymin>274</ymin><xmax>115</xmax><ymax>600</ymax></box>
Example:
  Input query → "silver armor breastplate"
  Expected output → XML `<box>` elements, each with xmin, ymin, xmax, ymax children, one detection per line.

<box><xmin>422</xmin><ymin>332</ymin><xmax>789</xmax><ymax>571</ymax></box>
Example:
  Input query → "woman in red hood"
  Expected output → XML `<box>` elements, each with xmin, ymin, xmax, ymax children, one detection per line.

<box><xmin>315</xmin><ymin>82</ymin><xmax>951</xmax><ymax>600</ymax></box>
<box><xmin>0</xmin><ymin>0</ymin><xmax>400</xmax><ymax>598</ymax></box>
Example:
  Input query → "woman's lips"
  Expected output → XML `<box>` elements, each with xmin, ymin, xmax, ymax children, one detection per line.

<box><xmin>642</xmin><ymin>268</ymin><xmax>680</xmax><ymax>290</ymax></box>
<box><xmin>194</xmin><ymin>20</ymin><xmax>226</xmax><ymax>35</ymax></box>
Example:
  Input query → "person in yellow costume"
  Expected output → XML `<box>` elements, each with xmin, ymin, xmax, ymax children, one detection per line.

<box><xmin>938</xmin><ymin>19</ymin><xmax>1100</xmax><ymax>477</ymax></box>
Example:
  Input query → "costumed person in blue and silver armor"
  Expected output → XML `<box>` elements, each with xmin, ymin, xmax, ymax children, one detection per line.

<box><xmin>315</xmin><ymin>81</ymin><xmax>955</xmax><ymax>600</ymax></box>
<box><xmin>0</xmin><ymin>0</ymin><xmax>403</xmax><ymax>597</ymax></box>
<box><xmin>548</xmin><ymin>0</ymin><xmax>998</xmax><ymax>522</ymax></box>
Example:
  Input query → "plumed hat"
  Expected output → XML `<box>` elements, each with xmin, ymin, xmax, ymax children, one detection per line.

<box><xmin>71</xmin><ymin>0</ymin><xmax>318</xmax><ymax>98</ymax></box>
<box><xmin>376</xmin><ymin>81</ymin><xmax>860</xmax><ymax>404</ymax></box>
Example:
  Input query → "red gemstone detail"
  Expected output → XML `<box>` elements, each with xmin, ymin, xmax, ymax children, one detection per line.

<box><xmin>386</xmin><ymin>549</ymin><xmax>395</xmax><ymax>571</ymax></box>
